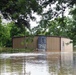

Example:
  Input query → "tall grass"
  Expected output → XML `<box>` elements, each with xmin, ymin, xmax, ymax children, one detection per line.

<box><xmin>0</xmin><ymin>47</ymin><xmax>34</xmax><ymax>53</ymax></box>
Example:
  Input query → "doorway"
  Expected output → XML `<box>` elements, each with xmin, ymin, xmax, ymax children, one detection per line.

<box><xmin>38</xmin><ymin>36</ymin><xmax>46</xmax><ymax>51</ymax></box>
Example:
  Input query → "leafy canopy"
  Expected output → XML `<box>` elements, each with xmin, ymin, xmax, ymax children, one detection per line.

<box><xmin>0</xmin><ymin>0</ymin><xmax>42</xmax><ymax>29</ymax></box>
<box><xmin>0</xmin><ymin>0</ymin><xmax>76</xmax><ymax>29</ymax></box>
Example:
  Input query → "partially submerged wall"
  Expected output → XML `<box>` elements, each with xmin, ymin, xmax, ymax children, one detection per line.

<box><xmin>61</xmin><ymin>38</ymin><xmax>73</xmax><ymax>52</ymax></box>
<box><xmin>13</xmin><ymin>36</ymin><xmax>38</xmax><ymax>49</ymax></box>
<box><xmin>13</xmin><ymin>36</ymin><xmax>73</xmax><ymax>52</ymax></box>
<box><xmin>25</xmin><ymin>36</ymin><xmax>38</xmax><ymax>49</ymax></box>
<box><xmin>13</xmin><ymin>37</ymin><xmax>25</xmax><ymax>49</ymax></box>
<box><xmin>46</xmin><ymin>37</ymin><xmax>61</xmax><ymax>52</ymax></box>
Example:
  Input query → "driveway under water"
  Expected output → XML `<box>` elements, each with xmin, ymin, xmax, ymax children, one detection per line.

<box><xmin>0</xmin><ymin>52</ymin><xmax>75</xmax><ymax>75</ymax></box>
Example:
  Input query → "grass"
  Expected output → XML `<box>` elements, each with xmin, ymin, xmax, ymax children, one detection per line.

<box><xmin>0</xmin><ymin>47</ymin><xmax>35</xmax><ymax>53</ymax></box>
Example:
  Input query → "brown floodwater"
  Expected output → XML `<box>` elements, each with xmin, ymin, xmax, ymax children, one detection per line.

<box><xmin>0</xmin><ymin>52</ymin><xmax>75</xmax><ymax>75</ymax></box>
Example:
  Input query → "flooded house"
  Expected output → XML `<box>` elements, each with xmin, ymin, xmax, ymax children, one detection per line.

<box><xmin>12</xmin><ymin>35</ymin><xmax>73</xmax><ymax>52</ymax></box>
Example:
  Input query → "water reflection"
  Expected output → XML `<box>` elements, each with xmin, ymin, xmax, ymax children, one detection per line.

<box><xmin>0</xmin><ymin>52</ymin><xmax>75</xmax><ymax>75</ymax></box>
<box><xmin>73</xmin><ymin>53</ymin><xmax>76</xmax><ymax>75</ymax></box>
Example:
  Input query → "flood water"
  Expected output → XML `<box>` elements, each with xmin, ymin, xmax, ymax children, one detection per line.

<box><xmin>0</xmin><ymin>52</ymin><xmax>76</xmax><ymax>75</ymax></box>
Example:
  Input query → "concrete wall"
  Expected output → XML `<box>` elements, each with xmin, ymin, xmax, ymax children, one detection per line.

<box><xmin>61</xmin><ymin>38</ymin><xmax>73</xmax><ymax>52</ymax></box>
<box><xmin>46</xmin><ymin>37</ymin><xmax>61</xmax><ymax>52</ymax></box>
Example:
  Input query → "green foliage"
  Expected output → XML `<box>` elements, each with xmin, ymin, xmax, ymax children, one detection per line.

<box><xmin>0</xmin><ymin>0</ymin><xmax>76</xmax><ymax>29</ymax></box>
<box><xmin>9</xmin><ymin>22</ymin><xmax>29</xmax><ymax>37</ymax></box>
<box><xmin>0</xmin><ymin>18</ymin><xmax>30</xmax><ymax>47</ymax></box>
<box><xmin>7</xmin><ymin>22</ymin><xmax>30</xmax><ymax>47</ymax></box>
<box><xmin>0</xmin><ymin>0</ymin><xmax>42</xmax><ymax>29</ymax></box>
<box><xmin>0</xmin><ymin>18</ymin><xmax>10</xmax><ymax>47</ymax></box>
<box><xmin>68</xmin><ymin>6</ymin><xmax>76</xmax><ymax>45</ymax></box>
<box><xmin>38</xmin><ymin>0</ymin><xmax>76</xmax><ymax>21</ymax></box>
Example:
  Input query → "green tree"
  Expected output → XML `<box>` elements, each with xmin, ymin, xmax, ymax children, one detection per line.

<box><xmin>0</xmin><ymin>0</ymin><xmax>42</xmax><ymax>29</ymax></box>
<box><xmin>0</xmin><ymin>18</ymin><xmax>10</xmax><ymax>47</ymax></box>
<box><xmin>6</xmin><ymin>22</ymin><xmax>30</xmax><ymax>47</ymax></box>
<box><xmin>44</xmin><ymin>17</ymin><xmax>72</xmax><ymax>37</ymax></box>
<box><xmin>9</xmin><ymin>22</ymin><xmax>29</xmax><ymax>37</ymax></box>
<box><xmin>69</xmin><ymin>6</ymin><xmax>76</xmax><ymax>45</ymax></box>
<box><xmin>0</xmin><ymin>0</ymin><xmax>76</xmax><ymax>29</ymax></box>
